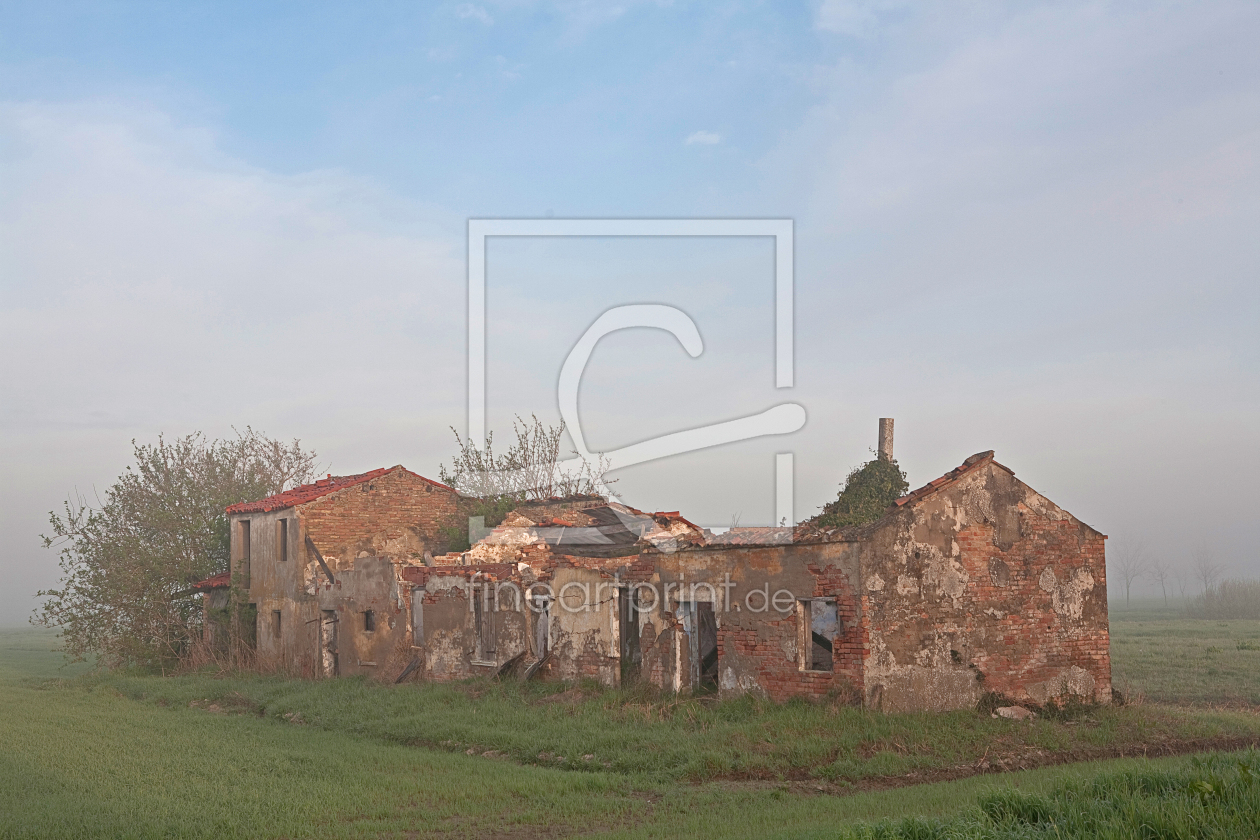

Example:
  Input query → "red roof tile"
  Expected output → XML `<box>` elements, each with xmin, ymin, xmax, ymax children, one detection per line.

<box><xmin>191</xmin><ymin>571</ymin><xmax>231</xmax><ymax>590</ymax></box>
<box><xmin>225</xmin><ymin>466</ymin><xmax>456</xmax><ymax>514</ymax></box>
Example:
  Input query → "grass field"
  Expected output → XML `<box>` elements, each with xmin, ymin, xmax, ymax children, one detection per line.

<box><xmin>1109</xmin><ymin>601</ymin><xmax>1260</xmax><ymax>706</ymax></box>
<box><xmin>3</xmin><ymin>606</ymin><xmax>1259</xmax><ymax>838</ymax></box>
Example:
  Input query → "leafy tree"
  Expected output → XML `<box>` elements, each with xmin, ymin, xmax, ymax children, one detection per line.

<box><xmin>34</xmin><ymin>429</ymin><xmax>317</xmax><ymax>670</ymax></box>
<box><xmin>815</xmin><ymin>455</ymin><xmax>909</xmax><ymax>530</ymax></box>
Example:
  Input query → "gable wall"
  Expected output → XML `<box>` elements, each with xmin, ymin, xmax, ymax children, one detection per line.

<box><xmin>300</xmin><ymin>469</ymin><xmax>463</xmax><ymax>569</ymax></box>
<box><xmin>859</xmin><ymin>462</ymin><xmax>1110</xmax><ymax>712</ymax></box>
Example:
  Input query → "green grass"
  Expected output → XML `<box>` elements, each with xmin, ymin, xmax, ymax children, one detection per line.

<box><xmin>0</xmin><ymin>630</ymin><xmax>641</xmax><ymax>839</ymax></box>
<box><xmin>94</xmin><ymin>669</ymin><xmax>1260</xmax><ymax>786</ymax></box>
<box><xmin>1109</xmin><ymin>601</ymin><xmax>1260</xmax><ymax>706</ymax></box>
<box><xmin>4</xmin><ymin>624</ymin><xmax>1260</xmax><ymax>838</ymax></box>
<box><xmin>837</xmin><ymin>750</ymin><xmax>1260</xmax><ymax>839</ymax></box>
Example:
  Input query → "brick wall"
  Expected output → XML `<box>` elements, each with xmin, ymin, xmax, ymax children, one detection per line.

<box><xmin>299</xmin><ymin>468</ymin><xmax>463</xmax><ymax>566</ymax></box>
<box><xmin>952</xmin><ymin>518</ymin><xmax>1110</xmax><ymax>703</ymax></box>
<box><xmin>859</xmin><ymin>461</ymin><xmax>1111</xmax><ymax>711</ymax></box>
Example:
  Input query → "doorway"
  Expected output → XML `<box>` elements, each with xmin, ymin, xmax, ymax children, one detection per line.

<box><xmin>682</xmin><ymin>601</ymin><xmax>718</xmax><ymax>693</ymax></box>
<box><xmin>618</xmin><ymin>587</ymin><xmax>642</xmax><ymax>684</ymax></box>
<box><xmin>320</xmin><ymin>610</ymin><xmax>338</xmax><ymax>677</ymax></box>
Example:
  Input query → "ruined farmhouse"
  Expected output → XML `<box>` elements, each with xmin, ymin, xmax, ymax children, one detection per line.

<box><xmin>198</xmin><ymin>426</ymin><xmax>1111</xmax><ymax>713</ymax></box>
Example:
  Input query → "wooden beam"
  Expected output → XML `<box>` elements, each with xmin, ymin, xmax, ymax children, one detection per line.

<box><xmin>305</xmin><ymin>535</ymin><xmax>336</xmax><ymax>583</ymax></box>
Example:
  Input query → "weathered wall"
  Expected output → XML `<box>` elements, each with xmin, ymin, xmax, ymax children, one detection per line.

<box><xmin>401</xmin><ymin>565</ymin><xmax>533</xmax><ymax>681</ymax></box>
<box><xmin>314</xmin><ymin>555</ymin><xmax>409</xmax><ymax>678</ymax></box>
<box><xmin>859</xmin><ymin>459</ymin><xmax>1110</xmax><ymax>712</ymax></box>
<box><xmin>229</xmin><ymin>467</ymin><xmax>464</xmax><ymax>678</ymax></box>
<box><xmin>619</xmin><ymin>542</ymin><xmax>863</xmax><ymax>701</ymax></box>
<box><xmin>231</xmin><ymin>506</ymin><xmax>318</xmax><ymax>673</ymax></box>
<box><xmin>546</xmin><ymin>564</ymin><xmax>622</xmax><ymax>684</ymax></box>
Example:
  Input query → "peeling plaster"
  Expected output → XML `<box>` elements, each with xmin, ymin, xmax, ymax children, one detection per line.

<box><xmin>1040</xmin><ymin>567</ymin><xmax>1095</xmax><ymax>622</ymax></box>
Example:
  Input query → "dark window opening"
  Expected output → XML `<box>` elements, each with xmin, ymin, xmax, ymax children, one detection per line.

<box><xmin>242</xmin><ymin>602</ymin><xmax>257</xmax><ymax>650</ymax></box>
<box><xmin>239</xmin><ymin>520</ymin><xmax>251</xmax><ymax>580</ymax></box>
<box><xmin>363</xmin><ymin>610</ymin><xmax>375</xmax><ymax>633</ymax></box>
<box><xmin>801</xmin><ymin>599</ymin><xmax>838</xmax><ymax>672</ymax></box>
<box><xmin>272</xmin><ymin>609</ymin><xmax>282</xmax><ymax>638</ymax></box>
<box><xmin>618</xmin><ymin>587</ymin><xmax>642</xmax><ymax>683</ymax></box>
<box><xmin>277</xmin><ymin>519</ymin><xmax>288</xmax><ymax>562</ymax></box>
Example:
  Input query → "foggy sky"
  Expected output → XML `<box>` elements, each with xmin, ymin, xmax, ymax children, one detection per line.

<box><xmin>2</xmin><ymin>1</ymin><xmax>1258</xmax><ymax>624</ymax></box>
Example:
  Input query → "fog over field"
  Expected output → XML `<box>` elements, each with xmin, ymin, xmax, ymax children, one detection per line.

<box><xmin>3</xmin><ymin>1</ymin><xmax>1259</xmax><ymax>624</ymax></box>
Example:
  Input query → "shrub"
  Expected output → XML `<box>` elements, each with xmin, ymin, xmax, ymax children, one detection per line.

<box><xmin>1188</xmin><ymin>579</ymin><xmax>1260</xmax><ymax>620</ymax></box>
<box><xmin>816</xmin><ymin>456</ymin><xmax>909</xmax><ymax>529</ymax></box>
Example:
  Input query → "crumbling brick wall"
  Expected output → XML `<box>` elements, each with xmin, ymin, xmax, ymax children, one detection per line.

<box><xmin>400</xmin><ymin>564</ymin><xmax>532</xmax><ymax>681</ymax></box>
<box><xmin>630</xmin><ymin>543</ymin><xmax>863</xmax><ymax>701</ymax></box>
<box><xmin>858</xmin><ymin>456</ymin><xmax>1110</xmax><ymax>712</ymax></box>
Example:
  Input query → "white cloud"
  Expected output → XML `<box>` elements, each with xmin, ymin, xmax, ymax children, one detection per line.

<box><xmin>816</xmin><ymin>0</ymin><xmax>907</xmax><ymax>38</ymax></box>
<box><xmin>456</xmin><ymin>3</ymin><xmax>494</xmax><ymax>25</ymax></box>
<box><xmin>0</xmin><ymin>99</ymin><xmax>467</xmax><ymax>622</ymax></box>
<box><xmin>685</xmin><ymin>130</ymin><xmax>721</xmax><ymax>145</ymax></box>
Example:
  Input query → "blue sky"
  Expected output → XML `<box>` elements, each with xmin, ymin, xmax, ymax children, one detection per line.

<box><xmin>3</xmin><ymin>1</ymin><xmax>1259</xmax><ymax>621</ymax></box>
<box><xmin>1</xmin><ymin>1</ymin><xmax>826</xmax><ymax>213</ymax></box>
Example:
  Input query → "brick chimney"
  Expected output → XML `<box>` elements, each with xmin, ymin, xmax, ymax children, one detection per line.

<box><xmin>878</xmin><ymin>418</ymin><xmax>894</xmax><ymax>461</ymax></box>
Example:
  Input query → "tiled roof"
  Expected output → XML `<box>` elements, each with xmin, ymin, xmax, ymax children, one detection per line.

<box><xmin>893</xmin><ymin>450</ymin><xmax>1011</xmax><ymax>508</ymax></box>
<box><xmin>225</xmin><ymin>466</ymin><xmax>455</xmax><ymax>514</ymax></box>
<box><xmin>191</xmin><ymin>571</ymin><xmax>231</xmax><ymax>590</ymax></box>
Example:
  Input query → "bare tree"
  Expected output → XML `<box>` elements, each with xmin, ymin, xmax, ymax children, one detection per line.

<box><xmin>440</xmin><ymin>415</ymin><xmax>612</xmax><ymax>501</ymax></box>
<box><xmin>235</xmin><ymin>425</ymin><xmax>321</xmax><ymax>495</ymax></box>
<box><xmin>1173</xmin><ymin>568</ymin><xmax>1190</xmax><ymax>606</ymax></box>
<box><xmin>1192</xmin><ymin>549</ymin><xmax>1225</xmax><ymax>595</ymax></box>
<box><xmin>1147</xmin><ymin>557</ymin><xmax>1173</xmax><ymax>607</ymax></box>
<box><xmin>1112</xmin><ymin>541</ymin><xmax>1147</xmax><ymax>607</ymax></box>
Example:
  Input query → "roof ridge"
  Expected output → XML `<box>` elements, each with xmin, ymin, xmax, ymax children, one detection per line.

<box><xmin>893</xmin><ymin>450</ymin><xmax>1006</xmax><ymax>509</ymax></box>
<box><xmin>226</xmin><ymin>465</ymin><xmax>455</xmax><ymax>514</ymax></box>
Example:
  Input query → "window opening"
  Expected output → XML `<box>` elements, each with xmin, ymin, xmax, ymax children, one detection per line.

<box><xmin>239</xmin><ymin>520</ymin><xmax>251</xmax><ymax>581</ymax></box>
<box><xmin>800</xmin><ymin>599</ymin><xmax>838</xmax><ymax>671</ymax></box>
<box><xmin>277</xmin><ymin>519</ymin><xmax>288</xmax><ymax>562</ymax></box>
<box><xmin>532</xmin><ymin>593</ymin><xmax>550</xmax><ymax>657</ymax></box>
